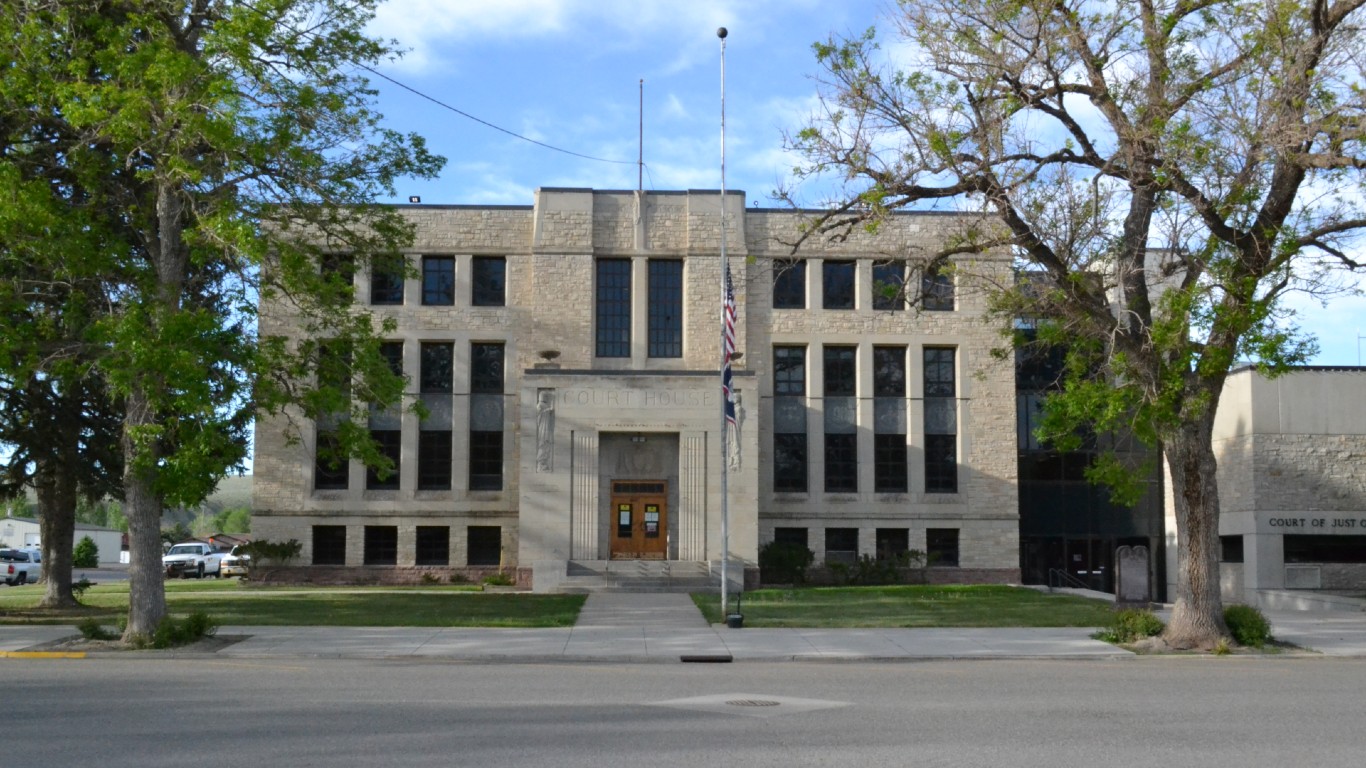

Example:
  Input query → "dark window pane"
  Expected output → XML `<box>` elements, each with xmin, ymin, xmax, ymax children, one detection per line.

<box><xmin>924</xmin><ymin>348</ymin><xmax>956</xmax><ymax>397</ymax></box>
<box><xmin>774</xmin><ymin>527</ymin><xmax>808</xmax><ymax>548</ymax></box>
<box><xmin>925</xmin><ymin>433</ymin><xmax>958</xmax><ymax>493</ymax></box>
<box><xmin>773</xmin><ymin>260</ymin><xmax>805</xmax><ymax>309</ymax></box>
<box><xmin>422</xmin><ymin>256</ymin><xmax>455</xmax><ymax>305</ymax></box>
<box><xmin>472</xmin><ymin>256</ymin><xmax>506</xmax><ymax>307</ymax></box>
<box><xmin>823</xmin><ymin>346</ymin><xmax>856</xmax><ymax>397</ymax></box>
<box><xmin>363</xmin><ymin>526</ymin><xmax>398</xmax><ymax>565</ymax></box>
<box><xmin>417</xmin><ymin>430</ymin><xmax>452</xmax><ymax>490</ymax></box>
<box><xmin>874</xmin><ymin>433</ymin><xmax>908</xmax><ymax>492</ymax></box>
<box><xmin>416</xmin><ymin>526</ymin><xmax>450</xmax><ymax>566</ymax></box>
<box><xmin>468</xmin><ymin>526</ymin><xmax>502</xmax><ymax>566</ymax></box>
<box><xmin>773</xmin><ymin>433</ymin><xmax>808</xmax><ymax>492</ymax></box>
<box><xmin>420</xmin><ymin>343</ymin><xmax>453</xmax><ymax>394</ymax></box>
<box><xmin>371</xmin><ymin>257</ymin><xmax>405</xmax><ymax>305</ymax></box>
<box><xmin>876</xmin><ymin>529</ymin><xmax>910</xmax><ymax>561</ymax></box>
<box><xmin>873</xmin><ymin>347</ymin><xmax>906</xmax><ymax>397</ymax></box>
<box><xmin>1220</xmin><ymin>535</ymin><xmax>1244</xmax><ymax>564</ymax></box>
<box><xmin>312</xmin><ymin>525</ymin><xmax>346</xmax><ymax>565</ymax></box>
<box><xmin>872</xmin><ymin>261</ymin><xmax>905</xmax><ymax>310</ymax></box>
<box><xmin>648</xmin><ymin>259</ymin><xmax>683</xmax><ymax>358</ymax></box>
<box><xmin>313</xmin><ymin>430</ymin><xmax>348</xmax><ymax>490</ymax></box>
<box><xmin>1284</xmin><ymin>535</ymin><xmax>1366</xmax><ymax>563</ymax></box>
<box><xmin>470</xmin><ymin>343</ymin><xmax>504</xmax><ymax>394</ymax></box>
<box><xmin>596</xmin><ymin>259</ymin><xmax>631</xmax><ymax>357</ymax></box>
<box><xmin>822</xmin><ymin>261</ymin><xmax>855</xmax><ymax>309</ymax></box>
<box><xmin>321</xmin><ymin>253</ymin><xmax>355</xmax><ymax>290</ymax></box>
<box><xmin>922</xmin><ymin>265</ymin><xmax>954</xmax><ymax>311</ymax></box>
<box><xmin>774</xmin><ymin>346</ymin><xmax>806</xmax><ymax>396</ymax></box>
<box><xmin>927</xmin><ymin>528</ymin><xmax>960</xmax><ymax>567</ymax></box>
<box><xmin>366</xmin><ymin>429</ymin><xmax>401</xmax><ymax>490</ymax></box>
<box><xmin>469</xmin><ymin>431</ymin><xmax>503</xmax><ymax>490</ymax></box>
<box><xmin>825</xmin><ymin>527</ymin><xmax>858</xmax><ymax>565</ymax></box>
<box><xmin>317</xmin><ymin>340</ymin><xmax>352</xmax><ymax>403</ymax></box>
<box><xmin>379</xmin><ymin>341</ymin><xmax>403</xmax><ymax>376</ymax></box>
<box><xmin>824</xmin><ymin>433</ymin><xmax>858</xmax><ymax>492</ymax></box>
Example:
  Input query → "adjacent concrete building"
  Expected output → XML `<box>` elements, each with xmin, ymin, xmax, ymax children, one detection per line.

<box><xmin>252</xmin><ymin>188</ymin><xmax>1021</xmax><ymax>588</ymax></box>
<box><xmin>1206</xmin><ymin>366</ymin><xmax>1366</xmax><ymax>606</ymax></box>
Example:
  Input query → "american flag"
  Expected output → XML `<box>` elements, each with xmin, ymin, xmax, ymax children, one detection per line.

<box><xmin>722</xmin><ymin>264</ymin><xmax>737</xmax><ymax>427</ymax></box>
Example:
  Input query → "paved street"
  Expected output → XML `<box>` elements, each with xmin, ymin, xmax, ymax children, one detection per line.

<box><xmin>8</xmin><ymin>656</ymin><xmax>1366</xmax><ymax>767</ymax></box>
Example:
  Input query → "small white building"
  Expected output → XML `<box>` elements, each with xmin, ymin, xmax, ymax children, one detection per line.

<box><xmin>0</xmin><ymin>515</ymin><xmax>125</xmax><ymax>565</ymax></box>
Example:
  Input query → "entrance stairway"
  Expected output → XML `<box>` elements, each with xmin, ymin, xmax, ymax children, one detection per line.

<box><xmin>549</xmin><ymin>560</ymin><xmax>717</xmax><ymax>593</ymax></box>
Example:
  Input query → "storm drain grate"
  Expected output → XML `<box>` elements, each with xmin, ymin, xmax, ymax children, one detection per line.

<box><xmin>726</xmin><ymin>699</ymin><xmax>780</xmax><ymax>708</ymax></box>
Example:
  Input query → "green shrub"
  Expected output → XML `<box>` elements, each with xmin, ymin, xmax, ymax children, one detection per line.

<box><xmin>77</xmin><ymin>617</ymin><xmax>118</xmax><ymax>641</ymax></box>
<box><xmin>71</xmin><ymin>576</ymin><xmax>94</xmax><ymax>600</ymax></box>
<box><xmin>137</xmin><ymin>612</ymin><xmax>218</xmax><ymax>650</ymax></box>
<box><xmin>420</xmin><ymin>572</ymin><xmax>441</xmax><ymax>585</ymax></box>
<box><xmin>448</xmin><ymin>572</ymin><xmax>470</xmax><ymax>584</ymax></box>
<box><xmin>1224</xmin><ymin>604</ymin><xmax>1272</xmax><ymax>648</ymax></box>
<box><xmin>1095</xmin><ymin>608</ymin><xmax>1165</xmax><ymax>644</ymax></box>
<box><xmin>482</xmin><ymin>572</ymin><xmax>516</xmax><ymax>587</ymax></box>
<box><xmin>73</xmin><ymin>536</ymin><xmax>99</xmax><ymax>568</ymax></box>
<box><xmin>848</xmin><ymin>554</ymin><xmax>900</xmax><ymax>586</ymax></box>
<box><xmin>759</xmin><ymin>540</ymin><xmax>815</xmax><ymax>584</ymax></box>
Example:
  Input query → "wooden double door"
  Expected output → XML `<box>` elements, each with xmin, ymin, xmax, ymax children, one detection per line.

<box><xmin>609</xmin><ymin>481</ymin><xmax>668</xmax><ymax>560</ymax></box>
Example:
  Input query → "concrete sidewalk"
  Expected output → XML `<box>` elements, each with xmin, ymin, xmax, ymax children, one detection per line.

<box><xmin>5</xmin><ymin>597</ymin><xmax>1366</xmax><ymax>662</ymax></box>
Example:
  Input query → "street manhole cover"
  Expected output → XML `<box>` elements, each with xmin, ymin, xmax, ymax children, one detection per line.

<box><xmin>727</xmin><ymin>699</ymin><xmax>780</xmax><ymax>707</ymax></box>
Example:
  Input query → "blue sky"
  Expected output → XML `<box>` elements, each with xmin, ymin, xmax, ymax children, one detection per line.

<box><xmin>361</xmin><ymin>0</ymin><xmax>1366</xmax><ymax>366</ymax></box>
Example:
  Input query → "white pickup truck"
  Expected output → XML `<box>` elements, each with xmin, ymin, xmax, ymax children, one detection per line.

<box><xmin>1</xmin><ymin>548</ymin><xmax>42</xmax><ymax>586</ymax></box>
<box><xmin>162</xmin><ymin>542</ymin><xmax>225</xmax><ymax>579</ymax></box>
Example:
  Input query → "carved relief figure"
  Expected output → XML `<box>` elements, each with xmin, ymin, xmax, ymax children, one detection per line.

<box><xmin>536</xmin><ymin>389</ymin><xmax>555</xmax><ymax>472</ymax></box>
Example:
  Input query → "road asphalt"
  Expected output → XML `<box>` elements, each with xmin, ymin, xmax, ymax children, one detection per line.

<box><xmin>4</xmin><ymin>592</ymin><xmax>1366</xmax><ymax>662</ymax></box>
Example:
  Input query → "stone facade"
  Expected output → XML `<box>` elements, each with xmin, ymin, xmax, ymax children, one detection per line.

<box><xmin>253</xmin><ymin>188</ymin><xmax>1021</xmax><ymax>587</ymax></box>
<box><xmin>1205</xmin><ymin>367</ymin><xmax>1366</xmax><ymax>604</ymax></box>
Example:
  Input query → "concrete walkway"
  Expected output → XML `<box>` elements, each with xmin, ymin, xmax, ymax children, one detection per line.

<box><xmin>5</xmin><ymin>600</ymin><xmax>1366</xmax><ymax>662</ymax></box>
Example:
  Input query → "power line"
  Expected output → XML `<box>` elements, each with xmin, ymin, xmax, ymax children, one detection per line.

<box><xmin>356</xmin><ymin>62</ymin><xmax>635</xmax><ymax>166</ymax></box>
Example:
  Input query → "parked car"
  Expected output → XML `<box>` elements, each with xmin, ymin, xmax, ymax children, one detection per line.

<box><xmin>1</xmin><ymin>548</ymin><xmax>41</xmax><ymax>586</ymax></box>
<box><xmin>162</xmin><ymin>542</ymin><xmax>226</xmax><ymax>579</ymax></box>
<box><xmin>219</xmin><ymin>545</ymin><xmax>251</xmax><ymax>578</ymax></box>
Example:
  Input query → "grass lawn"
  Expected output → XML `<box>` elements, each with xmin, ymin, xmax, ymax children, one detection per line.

<box><xmin>691</xmin><ymin>585</ymin><xmax>1116</xmax><ymax>628</ymax></box>
<box><xmin>0</xmin><ymin>580</ymin><xmax>585</xmax><ymax>628</ymax></box>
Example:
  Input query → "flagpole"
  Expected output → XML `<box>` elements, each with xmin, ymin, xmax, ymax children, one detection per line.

<box><xmin>717</xmin><ymin>26</ymin><xmax>731</xmax><ymax>621</ymax></box>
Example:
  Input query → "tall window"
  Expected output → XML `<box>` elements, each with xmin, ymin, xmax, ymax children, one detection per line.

<box><xmin>365</xmin><ymin>429</ymin><xmax>401</xmax><ymax>490</ymax></box>
<box><xmin>422</xmin><ymin>256</ymin><xmax>455</xmax><ymax>305</ymax></box>
<box><xmin>596</xmin><ymin>259</ymin><xmax>631</xmax><ymax>357</ymax></box>
<box><xmin>822</xmin><ymin>260</ymin><xmax>855</xmax><ymax>309</ymax></box>
<box><xmin>921</xmin><ymin>264</ymin><xmax>955</xmax><ymax>311</ymax></box>
<box><xmin>314</xmin><ymin>340</ymin><xmax>351</xmax><ymax>490</ymax></box>
<box><xmin>378</xmin><ymin>341</ymin><xmax>403</xmax><ymax>376</ymax></box>
<box><xmin>773</xmin><ymin>259</ymin><xmax>805</xmax><ymax>309</ymax></box>
<box><xmin>823</xmin><ymin>346</ymin><xmax>857</xmax><ymax>492</ymax></box>
<box><xmin>873</xmin><ymin>346</ymin><xmax>908</xmax><ymax>492</ymax></box>
<box><xmin>471</xmin><ymin>256</ymin><xmax>506</xmax><ymax>306</ymax></box>
<box><xmin>825</xmin><ymin>527</ymin><xmax>858</xmax><ymax>565</ymax></box>
<box><xmin>370</xmin><ymin>256</ymin><xmax>404</xmax><ymax>305</ymax></box>
<box><xmin>648</xmin><ymin>259</ymin><xmax>683</xmax><ymax>358</ymax></box>
<box><xmin>363</xmin><ymin>525</ymin><xmax>398</xmax><ymax>565</ymax></box>
<box><xmin>313</xmin><ymin>430</ymin><xmax>348</xmax><ymax>490</ymax></box>
<box><xmin>927</xmin><ymin>528</ymin><xmax>960</xmax><ymax>566</ymax></box>
<box><xmin>469</xmin><ymin>342</ymin><xmax>505</xmax><ymax>490</ymax></box>
<box><xmin>773</xmin><ymin>345</ymin><xmax>808</xmax><ymax>492</ymax></box>
<box><xmin>418</xmin><ymin>342</ymin><xmax>453</xmax><ymax>491</ymax></box>
<box><xmin>312</xmin><ymin>525</ymin><xmax>346</xmax><ymax>565</ymax></box>
<box><xmin>872</xmin><ymin>260</ymin><xmax>905</xmax><ymax>311</ymax></box>
<box><xmin>924</xmin><ymin>347</ymin><xmax>958</xmax><ymax>492</ymax></box>
<box><xmin>320</xmin><ymin>253</ymin><xmax>355</xmax><ymax>293</ymax></box>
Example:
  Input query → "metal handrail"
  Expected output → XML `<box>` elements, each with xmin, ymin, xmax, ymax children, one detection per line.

<box><xmin>1047</xmin><ymin>568</ymin><xmax>1093</xmax><ymax>592</ymax></box>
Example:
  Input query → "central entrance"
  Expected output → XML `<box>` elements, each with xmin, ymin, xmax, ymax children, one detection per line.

<box><xmin>609</xmin><ymin>480</ymin><xmax>668</xmax><ymax>560</ymax></box>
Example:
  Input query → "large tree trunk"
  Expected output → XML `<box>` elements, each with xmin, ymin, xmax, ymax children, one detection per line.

<box><xmin>121</xmin><ymin>386</ymin><xmax>166</xmax><ymax>641</ymax></box>
<box><xmin>1162</xmin><ymin>428</ymin><xmax>1230</xmax><ymax>649</ymax></box>
<box><xmin>35</xmin><ymin>470</ymin><xmax>78</xmax><ymax>608</ymax></box>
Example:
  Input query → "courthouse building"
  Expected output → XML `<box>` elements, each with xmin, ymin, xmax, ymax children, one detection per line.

<box><xmin>251</xmin><ymin>188</ymin><xmax>1022</xmax><ymax>589</ymax></box>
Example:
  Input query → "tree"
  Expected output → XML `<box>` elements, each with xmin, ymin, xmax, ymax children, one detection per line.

<box><xmin>788</xmin><ymin>0</ymin><xmax>1365</xmax><ymax>648</ymax></box>
<box><xmin>2</xmin><ymin>0</ymin><xmax>442</xmax><ymax>642</ymax></box>
<box><xmin>73</xmin><ymin>536</ymin><xmax>100</xmax><ymax>569</ymax></box>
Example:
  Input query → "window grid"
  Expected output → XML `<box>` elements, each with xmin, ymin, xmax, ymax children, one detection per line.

<box><xmin>874</xmin><ymin>346</ymin><xmax>908</xmax><ymax>493</ymax></box>
<box><xmin>774</xmin><ymin>346</ymin><xmax>806</xmax><ymax>396</ymax></box>
<box><xmin>312</xmin><ymin>525</ymin><xmax>346</xmax><ymax>565</ymax></box>
<box><xmin>365</xmin><ymin>429</ymin><xmax>401</xmax><ymax>490</ymax></box>
<box><xmin>469</xmin><ymin>431</ymin><xmax>503</xmax><ymax>490</ymax></box>
<box><xmin>417</xmin><ymin>430</ymin><xmax>452</xmax><ymax>490</ymax></box>
<box><xmin>872</xmin><ymin>261</ymin><xmax>905</xmax><ymax>311</ymax></box>
<box><xmin>371</xmin><ymin>257</ymin><xmax>405</xmax><ymax>305</ymax></box>
<box><xmin>648</xmin><ymin>259</ymin><xmax>683</xmax><ymax>358</ymax></box>
<box><xmin>471</xmin><ymin>256</ymin><xmax>506</xmax><ymax>307</ymax></box>
<box><xmin>824</xmin><ymin>433</ymin><xmax>858</xmax><ymax>492</ymax></box>
<box><xmin>922</xmin><ymin>266</ymin><xmax>955</xmax><ymax>311</ymax></box>
<box><xmin>470</xmin><ymin>343</ymin><xmax>505</xmax><ymax>394</ymax></box>
<box><xmin>467</xmin><ymin>526</ymin><xmax>502</xmax><ymax>566</ymax></box>
<box><xmin>420</xmin><ymin>343</ymin><xmax>453</xmax><ymax>394</ymax></box>
<box><xmin>772</xmin><ymin>260</ymin><xmax>806</xmax><ymax>309</ymax></box>
<box><xmin>822</xmin><ymin>260</ymin><xmax>855</xmax><ymax>309</ymax></box>
<box><xmin>422</xmin><ymin>256</ymin><xmax>455</xmax><ymax>306</ymax></box>
<box><xmin>415</xmin><ymin>526</ymin><xmax>450</xmax><ymax>566</ymax></box>
<box><xmin>596</xmin><ymin>259</ymin><xmax>631</xmax><ymax>357</ymax></box>
<box><xmin>363</xmin><ymin>525</ymin><xmax>398</xmax><ymax>565</ymax></box>
<box><xmin>313</xmin><ymin>430</ymin><xmax>348</xmax><ymax>490</ymax></box>
<box><xmin>823</xmin><ymin>346</ymin><xmax>856</xmax><ymax>396</ymax></box>
<box><xmin>924</xmin><ymin>347</ymin><xmax>958</xmax><ymax>493</ymax></box>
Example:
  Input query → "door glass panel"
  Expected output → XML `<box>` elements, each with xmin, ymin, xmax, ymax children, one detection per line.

<box><xmin>644</xmin><ymin>505</ymin><xmax>660</xmax><ymax>538</ymax></box>
<box><xmin>617</xmin><ymin>505</ymin><xmax>632</xmax><ymax>538</ymax></box>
